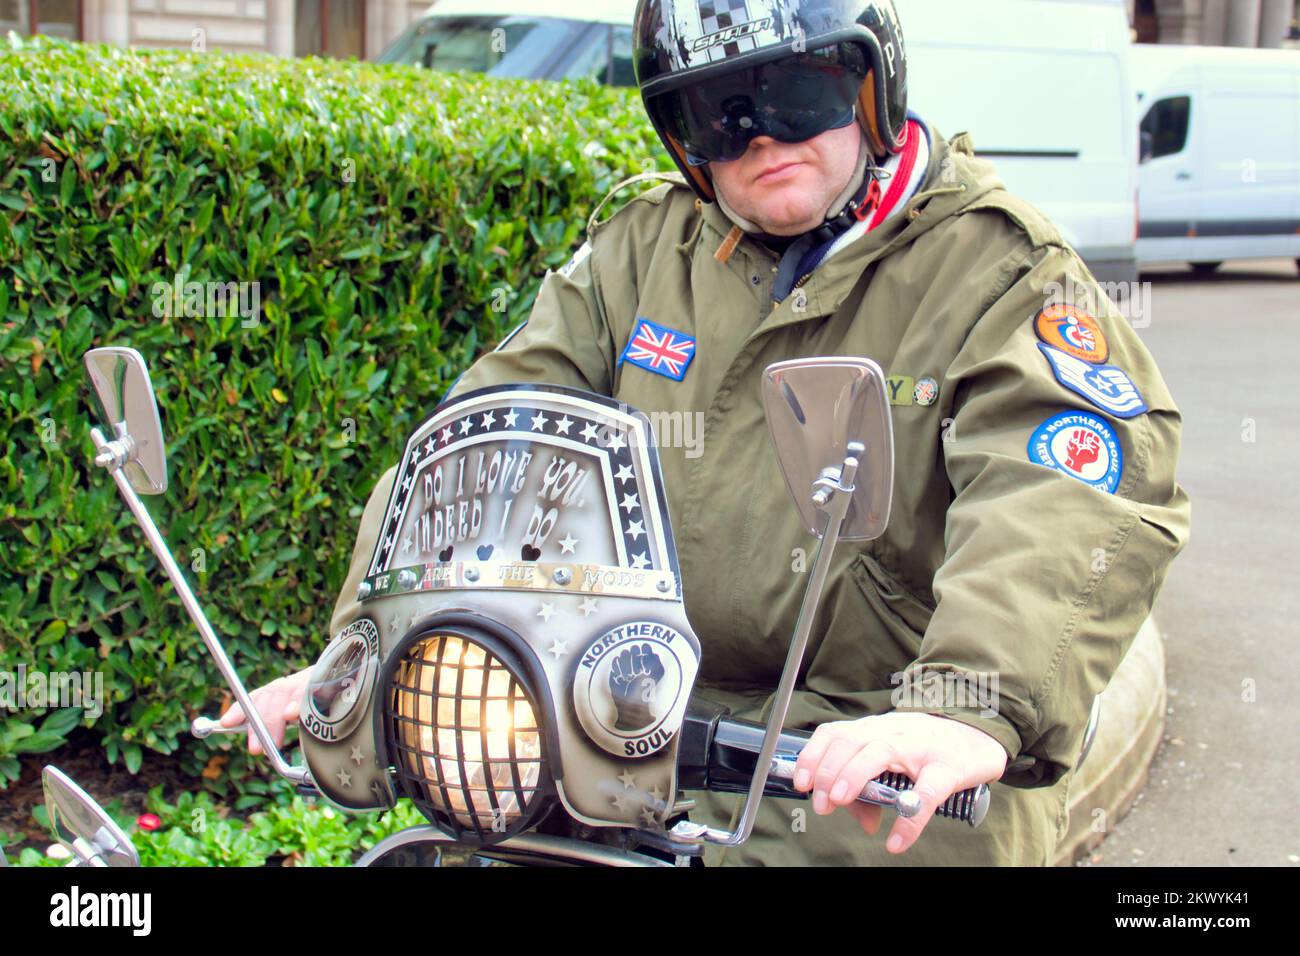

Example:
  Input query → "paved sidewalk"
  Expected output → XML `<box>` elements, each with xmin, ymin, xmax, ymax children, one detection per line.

<box><xmin>1083</xmin><ymin>258</ymin><xmax>1300</xmax><ymax>867</ymax></box>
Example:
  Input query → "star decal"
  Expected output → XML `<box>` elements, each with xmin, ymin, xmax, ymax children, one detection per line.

<box><xmin>503</xmin><ymin>409</ymin><xmax>519</xmax><ymax>428</ymax></box>
<box><xmin>389</xmin><ymin>615</ymin><xmax>400</xmax><ymax>634</ymax></box>
<box><xmin>630</xmin><ymin>552</ymin><xmax>650</xmax><ymax>570</ymax></box>
<box><xmin>620</xmin><ymin>492</ymin><xmax>640</xmax><ymax>514</ymax></box>
<box><xmin>531</xmin><ymin>411</ymin><xmax>548</xmax><ymax>431</ymax></box>
<box><xmin>350</xmin><ymin>746</ymin><xmax>365</xmax><ymax>766</ymax></box>
<box><xmin>558</xmin><ymin>533</ymin><xmax>578</xmax><ymax>555</ymax></box>
<box><xmin>440</xmin><ymin>425</ymin><xmax>453</xmax><ymax>444</ymax></box>
<box><xmin>424</xmin><ymin>437</ymin><xmax>436</xmax><ymax>456</ymax></box>
<box><xmin>578</xmin><ymin>597</ymin><xmax>599</xmax><ymax>617</ymax></box>
<box><xmin>619</xmin><ymin>769</ymin><xmax>636</xmax><ymax>790</ymax></box>
<box><xmin>547</xmin><ymin>639</ymin><xmax>568</xmax><ymax>660</ymax></box>
<box><xmin>336</xmin><ymin>768</ymin><xmax>353</xmax><ymax>789</ymax></box>
<box><xmin>481</xmin><ymin>410</ymin><xmax>496</xmax><ymax>429</ymax></box>
<box><xmin>626</xmin><ymin>520</ymin><xmax>644</xmax><ymax>542</ymax></box>
<box><xmin>605</xmin><ymin>430</ymin><xmax>627</xmax><ymax>452</ymax></box>
<box><xmin>402</xmin><ymin>534</ymin><xmax>413</xmax><ymax>554</ymax></box>
<box><xmin>554</xmin><ymin>415</ymin><xmax>573</xmax><ymax>435</ymax></box>
<box><xmin>537</xmin><ymin>601</ymin><xmax>555</xmax><ymax>622</ymax></box>
<box><xmin>402</xmin><ymin>473</ymin><xmax>414</xmax><ymax>492</ymax></box>
<box><xmin>614</xmin><ymin>464</ymin><xmax>635</xmax><ymax>483</ymax></box>
<box><xmin>639</xmin><ymin>807</ymin><xmax>659</xmax><ymax>828</ymax></box>
<box><xmin>580</xmin><ymin>421</ymin><xmax>600</xmax><ymax>443</ymax></box>
<box><xmin>611</xmin><ymin>792</ymin><xmax>630</xmax><ymax>812</ymax></box>
<box><xmin>458</xmin><ymin>417</ymin><xmax>474</xmax><ymax>435</ymax></box>
<box><xmin>650</xmin><ymin>784</ymin><xmax>666</xmax><ymax>804</ymax></box>
<box><xmin>1087</xmin><ymin>372</ymin><xmax>1117</xmax><ymax>396</ymax></box>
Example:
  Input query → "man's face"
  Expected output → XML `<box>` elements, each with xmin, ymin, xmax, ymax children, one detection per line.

<box><xmin>708</xmin><ymin>122</ymin><xmax>863</xmax><ymax>236</ymax></box>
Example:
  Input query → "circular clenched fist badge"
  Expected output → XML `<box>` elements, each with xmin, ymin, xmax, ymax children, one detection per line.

<box><xmin>573</xmin><ymin>622</ymin><xmax>696</xmax><ymax>758</ymax></box>
<box><xmin>1028</xmin><ymin>410</ymin><xmax>1123</xmax><ymax>494</ymax></box>
<box><xmin>302</xmin><ymin>618</ymin><xmax>380</xmax><ymax>742</ymax></box>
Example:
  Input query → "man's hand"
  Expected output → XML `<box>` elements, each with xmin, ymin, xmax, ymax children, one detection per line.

<box><xmin>792</xmin><ymin>712</ymin><xmax>1008</xmax><ymax>853</ymax></box>
<box><xmin>218</xmin><ymin>667</ymin><xmax>312</xmax><ymax>755</ymax></box>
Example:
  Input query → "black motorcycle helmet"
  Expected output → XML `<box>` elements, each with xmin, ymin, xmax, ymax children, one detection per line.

<box><xmin>633</xmin><ymin>0</ymin><xmax>908</xmax><ymax>203</ymax></box>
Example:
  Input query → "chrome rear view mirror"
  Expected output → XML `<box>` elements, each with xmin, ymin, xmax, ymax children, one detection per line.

<box><xmin>80</xmin><ymin>346</ymin><xmax>311</xmax><ymax>789</ymax></box>
<box><xmin>43</xmin><ymin>767</ymin><xmax>139</xmax><ymax>867</ymax></box>
<box><xmin>761</xmin><ymin>357</ymin><xmax>893</xmax><ymax>540</ymax></box>
<box><xmin>670</xmin><ymin>356</ymin><xmax>897</xmax><ymax>849</ymax></box>
<box><xmin>84</xmin><ymin>347</ymin><xmax>168</xmax><ymax>495</ymax></box>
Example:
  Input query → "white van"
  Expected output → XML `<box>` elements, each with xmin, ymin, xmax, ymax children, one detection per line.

<box><xmin>903</xmin><ymin>0</ymin><xmax>1138</xmax><ymax>284</ymax></box>
<box><xmin>381</xmin><ymin>0</ymin><xmax>1139</xmax><ymax>283</ymax></box>
<box><xmin>1134</xmin><ymin>44</ymin><xmax>1300</xmax><ymax>274</ymax></box>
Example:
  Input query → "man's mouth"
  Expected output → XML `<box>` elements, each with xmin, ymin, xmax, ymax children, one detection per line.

<box><xmin>755</xmin><ymin>161</ymin><xmax>803</xmax><ymax>183</ymax></box>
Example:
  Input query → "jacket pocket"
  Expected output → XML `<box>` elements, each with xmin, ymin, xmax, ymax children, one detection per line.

<box><xmin>848</xmin><ymin>551</ymin><xmax>934</xmax><ymax>664</ymax></box>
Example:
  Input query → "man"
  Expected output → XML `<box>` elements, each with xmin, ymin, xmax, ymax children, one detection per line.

<box><xmin>227</xmin><ymin>0</ymin><xmax>1190</xmax><ymax>865</ymax></box>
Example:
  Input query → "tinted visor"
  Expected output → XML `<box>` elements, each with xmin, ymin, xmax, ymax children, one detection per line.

<box><xmin>650</xmin><ymin>44</ymin><xmax>869</xmax><ymax>165</ymax></box>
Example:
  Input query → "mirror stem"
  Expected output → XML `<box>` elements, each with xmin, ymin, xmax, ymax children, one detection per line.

<box><xmin>89</xmin><ymin>427</ymin><xmax>312</xmax><ymax>788</ymax></box>
<box><xmin>670</xmin><ymin>444</ymin><xmax>863</xmax><ymax>848</ymax></box>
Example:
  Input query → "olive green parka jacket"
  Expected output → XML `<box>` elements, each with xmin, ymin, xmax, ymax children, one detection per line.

<box><xmin>331</xmin><ymin>128</ymin><xmax>1190</xmax><ymax>865</ymax></box>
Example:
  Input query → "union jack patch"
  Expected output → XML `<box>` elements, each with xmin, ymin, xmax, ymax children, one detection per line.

<box><xmin>618</xmin><ymin>318</ymin><xmax>697</xmax><ymax>381</ymax></box>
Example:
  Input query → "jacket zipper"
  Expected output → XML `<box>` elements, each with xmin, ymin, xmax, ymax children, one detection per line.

<box><xmin>780</xmin><ymin>178</ymin><xmax>886</xmax><ymax>305</ymax></box>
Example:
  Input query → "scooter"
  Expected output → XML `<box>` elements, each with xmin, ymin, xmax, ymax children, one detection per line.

<box><xmin>69</xmin><ymin>346</ymin><xmax>989</xmax><ymax>866</ymax></box>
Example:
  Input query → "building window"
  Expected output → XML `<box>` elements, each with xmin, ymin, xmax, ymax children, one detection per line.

<box><xmin>1140</xmin><ymin>96</ymin><xmax>1191</xmax><ymax>161</ymax></box>
<box><xmin>0</xmin><ymin>0</ymin><xmax>81</xmax><ymax>39</ymax></box>
<box><xmin>295</xmin><ymin>0</ymin><xmax>365</xmax><ymax>59</ymax></box>
<box><xmin>1134</xmin><ymin>0</ymin><xmax>1158</xmax><ymax>44</ymax></box>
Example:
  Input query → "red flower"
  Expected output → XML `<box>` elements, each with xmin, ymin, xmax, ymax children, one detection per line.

<box><xmin>136</xmin><ymin>813</ymin><xmax>162</xmax><ymax>832</ymax></box>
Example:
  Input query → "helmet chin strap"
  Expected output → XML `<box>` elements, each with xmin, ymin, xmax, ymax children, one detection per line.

<box><xmin>713</xmin><ymin>128</ymin><xmax>879</xmax><ymax>242</ymax></box>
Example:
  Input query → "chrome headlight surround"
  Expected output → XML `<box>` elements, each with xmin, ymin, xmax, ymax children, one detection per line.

<box><xmin>380</xmin><ymin>613</ymin><xmax>563</xmax><ymax>846</ymax></box>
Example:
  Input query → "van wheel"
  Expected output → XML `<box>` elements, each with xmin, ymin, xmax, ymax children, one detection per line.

<box><xmin>1190</xmin><ymin>262</ymin><xmax>1222</xmax><ymax>277</ymax></box>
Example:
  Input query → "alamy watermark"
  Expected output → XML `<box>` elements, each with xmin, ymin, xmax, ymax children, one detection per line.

<box><xmin>890</xmin><ymin>667</ymin><xmax>1000</xmax><ymax>719</ymax></box>
<box><xmin>594</xmin><ymin>404</ymin><xmax>706</xmax><ymax>460</ymax></box>
<box><xmin>150</xmin><ymin>272</ymin><xmax>261</xmax><ymax>328</ymax></box>
<box><xmin>1044</xmin><ymin>275</ymin><xmax>1152</xmax><ymax>330</ymax></box>
<box><xmin>0</xmin><ymin>664</ymin><xmax>104</xmax><ymax>720</ymax></box>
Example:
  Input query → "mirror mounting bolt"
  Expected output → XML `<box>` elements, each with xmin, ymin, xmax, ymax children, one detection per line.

<box><xmin>90</xmin><ymin>427</ymin><xmax>136</xmax><ymax>471</ymax></box>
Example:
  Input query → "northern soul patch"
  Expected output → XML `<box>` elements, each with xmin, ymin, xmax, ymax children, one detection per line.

<box><xmin>1027</xmin><ymin>410</ymin><xmax>1123</xmax><ymax>494</ymax></box>
<box><xmin>572</xmin><ymin>621</ymin><xmax>697</xmax><ymax>759</ymax></box>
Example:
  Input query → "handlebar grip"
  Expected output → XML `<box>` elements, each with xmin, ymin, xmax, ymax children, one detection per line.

<box><xmin>767</xmin><ymin>755</ymin><xmax>990</xmax><ymax>827</ymax></box>
<box><xmin>872</xmin><ymin>771</ymin><xmax>990</xmax><ymax>828</ymax></box>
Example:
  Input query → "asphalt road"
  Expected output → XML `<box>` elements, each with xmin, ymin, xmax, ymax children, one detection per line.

<box><xmin>1084</xmin><ymin>257</ymin><xmax>1300</xmax><ymax>868</ymax></box>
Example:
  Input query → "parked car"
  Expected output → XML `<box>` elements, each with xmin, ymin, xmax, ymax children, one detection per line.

<box><xmin>1134</xmin><ymin>43</ymin><xmax>1300</xmax><ymax>275</ymax></box>
<box><xmin>374</xmin><ymin>0</ymin><xmax>635</xmax><ymax>85</ymax></box>
<box><xmin>380</xmin><ymin>0</ymin><xmax>1138</xmax><ymax>284</ymax></box>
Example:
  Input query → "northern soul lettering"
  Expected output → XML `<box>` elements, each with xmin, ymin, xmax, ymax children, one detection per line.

<box><xmin>580</xmin><ymin>622</ymin><xmax>677</xmax><ymax>669</ymax></box>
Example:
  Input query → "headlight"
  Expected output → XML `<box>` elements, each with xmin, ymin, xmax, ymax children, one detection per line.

<box><xmin>387</xmin><ymin>628</ymin><xmax>548</xmax><ymax>843</ymax></box>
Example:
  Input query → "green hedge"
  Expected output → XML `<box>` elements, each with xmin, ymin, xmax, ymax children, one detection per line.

<box><xmin>0</xmin><ymin>35</ymin><xmax>669</xmax><ymax>787</ymax></box>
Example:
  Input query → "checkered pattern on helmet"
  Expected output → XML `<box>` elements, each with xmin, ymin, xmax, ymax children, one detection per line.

<box><xmin>699</xmin><ymin>0</ymin><xmax>753</xmax><ymax>58</ymax></box>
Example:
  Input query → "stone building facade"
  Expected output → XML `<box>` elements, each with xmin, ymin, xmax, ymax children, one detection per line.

<box><xmin>4</xmin><ymin>1</ymin><xmax>1298</xmax><ymax>56</ymax></box>
<box><xmin>1129</xmin><ymin>0</ymin><xmax>1298</xmax><ymax>46</ymax></box>
<box><xmin>3</xmin><ymin>0</ymin><xmax>431</xmax><ymax>58</ymax></box>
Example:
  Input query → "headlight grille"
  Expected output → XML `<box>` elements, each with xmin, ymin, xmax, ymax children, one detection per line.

<box><xmin>387</xmin><ymin>630</ymin><xmax>546</xmax><ymax>843</ymax></box>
